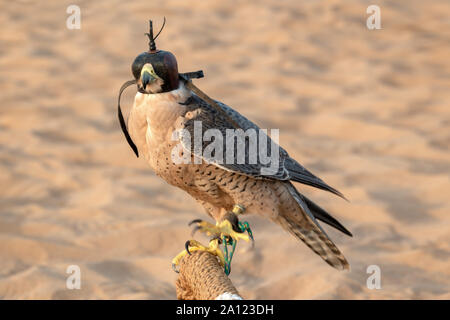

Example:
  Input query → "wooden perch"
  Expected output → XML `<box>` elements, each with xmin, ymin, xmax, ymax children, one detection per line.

<box><xmin>175</xmin><ymin>250</ymin><xmax>243</xmax><ymax>300</ymax></box>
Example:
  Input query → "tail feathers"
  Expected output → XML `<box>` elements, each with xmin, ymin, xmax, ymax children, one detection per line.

<box><xmin>275</xmin><ymin>183</ymin><xmax>350</xmax><ymax>270</ymax></box>
<box><xmin>275</xmin><ymin>213</ymin><xmax>350</xmax><ymax>270</ymax></box>
<box><xmin>301</xmin><ymin>195</ymin><xmax>352</xmax><ymax>237</ymax></box>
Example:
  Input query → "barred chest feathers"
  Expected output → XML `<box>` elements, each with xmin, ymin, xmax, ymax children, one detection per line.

<box><xmin>128</xmin><ymin>82</ymin><xmax>191</xmax><ymax>173</ymax></box>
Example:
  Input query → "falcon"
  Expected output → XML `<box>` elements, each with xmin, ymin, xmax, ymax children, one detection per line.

<box><xmin>118</xmin><ymin>20</ymin><xmax>352</xmax><ymax>273</ymax></box>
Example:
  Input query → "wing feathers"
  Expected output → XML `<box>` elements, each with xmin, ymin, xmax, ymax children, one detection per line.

<box><xmin>181</xmin><ymin>93</ymin><xmax>347</xmax><ymax>199</ymax></box>
<box><xmin>284</xmin><ymin>158</ymin><xmax>347</xmax><ymax>200</ymax></box>
<box><xmin>301</xmin><ymin>194</ymin><xmax>352</xmax><ymax>237</ymax></box>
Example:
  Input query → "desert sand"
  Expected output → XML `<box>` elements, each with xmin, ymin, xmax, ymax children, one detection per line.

<box><xmin>0</xmin><ymin>0</ymin><xmax>449</xmax><ymax>299</ymax></box>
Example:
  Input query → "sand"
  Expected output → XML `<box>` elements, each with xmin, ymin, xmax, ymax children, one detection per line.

<box><xmin>0</xmin><ymin>0</ymin><xmax>449</xmax><ymax>299</ymax></box>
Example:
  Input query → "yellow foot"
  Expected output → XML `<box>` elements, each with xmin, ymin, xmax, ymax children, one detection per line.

<box><xmin>171</xmin><ymin>239</ymin><xmax>224</xmax><ymax>273</ymax></box>
<box><xmin>189</xmin><ymin>205</ymin><xmax>251</xmax><ymax>243</ymax></box>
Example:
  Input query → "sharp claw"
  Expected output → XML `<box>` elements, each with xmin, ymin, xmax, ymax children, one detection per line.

<box><xmin>188</xmin><ymin>219</ymin><xmax>202</xmax><ymax>226</ymax></box>
<box><xmin>172</xmin><ymin>263</ymin><xmax>180</xmax><ymax>273</ymax></box>
<box><xmin>185</xmin><ymin>240</ymin><xmax>192</xmax><ymax>255</ymax></box>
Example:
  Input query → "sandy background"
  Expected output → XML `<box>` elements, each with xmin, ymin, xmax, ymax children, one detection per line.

<box><xmin>0</xmin><ymin>0</ymin><xmax>449</xmax><ymax>299</ymax></box>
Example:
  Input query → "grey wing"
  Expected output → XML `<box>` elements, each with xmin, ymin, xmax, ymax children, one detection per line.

<box><xmin>284</xmin><ymin>157</ymin><xmax>346</xmax><ymax>199</ymax></box>
<box><xmin>218</xmin><ymin>101</ymin><xmax>346</xmax><ymax>199</ymax></box>
<box><xmin>177</xmin><ymin>94</ymin><xmax>288</xmax><ymax>180</ymax></box>
<box><xmin>178</xmin><ymin>94</ymin><xmax>345</xmax><ymax>199</ymax></box>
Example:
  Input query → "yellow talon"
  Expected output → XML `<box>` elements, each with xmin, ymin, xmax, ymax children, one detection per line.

<box><xmin>188</xmin><ymin>204</ymin><xmax>249</xmax><ymax>243</ymax></box>
<box><xmin>172</xmin><ymin>238</ymin><xmax>225</xmax><ymax>272</ymax></box>
<box><xmin>190</xmin><ymin>219</ymin><xmax>250</xmax><ymax>243</ymax></box>
<box><xmin>173</xmin><ymin>205</ymin><xmax>250</xmax><ymax>274</ymax></box>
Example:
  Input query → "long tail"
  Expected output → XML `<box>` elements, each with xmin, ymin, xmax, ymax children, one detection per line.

<box><xmin>274</xmin><ymin>183</ymin><xmax>350</xmax><ymax>270</ymax></box>
<box><xmin>301</xmin><ymin>194</ymin><xmax>352</xmax><ymax>237</ymax></box>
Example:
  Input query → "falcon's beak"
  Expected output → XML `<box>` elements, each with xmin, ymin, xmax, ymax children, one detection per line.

<box><xmin>141</xmin><ymin>69</ymin><xmax>156</xmax><ymax>90</ymax></box>
<box><xmin>140</xmin><ymin>64</ymin><xmax>163</xmax><ymax>90</ymax></box>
